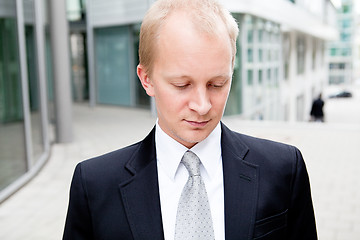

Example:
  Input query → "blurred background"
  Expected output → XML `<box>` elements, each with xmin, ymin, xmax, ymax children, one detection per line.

<box><xmin>0</xmin><ymin>0</ymin><xmax>360</xmax><ymax>239</ymax></box>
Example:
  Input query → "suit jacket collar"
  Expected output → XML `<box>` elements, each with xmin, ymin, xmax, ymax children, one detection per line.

<box><xmin>221</xmin><ymin>123</ymin><xmax>259</xmax><ymax>240</ymax></box>
<box><xmin>119</xmin><ymin>123</ymin><xmax>259</xmax><ymax>240</ymax></box>
<box><xmin>119</xmin><ymin>127</ymin><xmax>165</xmax><ymax>240</ymax></box>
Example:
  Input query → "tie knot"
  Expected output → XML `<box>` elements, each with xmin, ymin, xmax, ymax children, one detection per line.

<box><xmin>181</xmin><ymin>150</ymin><xmax>201</xmax><ymax>177</ymax></box>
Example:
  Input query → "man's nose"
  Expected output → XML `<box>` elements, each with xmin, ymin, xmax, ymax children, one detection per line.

<box><xmin>188</xmin><ymin>87</ymin><xmax>212</xmax><ymax>115</ymax></box>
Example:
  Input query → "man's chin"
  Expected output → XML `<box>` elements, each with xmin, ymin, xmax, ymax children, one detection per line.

<box><xmin>179</xmin><ymin>132</ymin><xmax>210</xmax><ymax>147</ymax></box>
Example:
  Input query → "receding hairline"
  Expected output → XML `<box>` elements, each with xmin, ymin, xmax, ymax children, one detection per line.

<box><xmin>138</xmin><ymin>0</ymin><xmax>239</xmax><ymax>76</ymax></box>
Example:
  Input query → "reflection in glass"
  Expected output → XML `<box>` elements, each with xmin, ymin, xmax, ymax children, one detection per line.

<box><xmin>0</xmin><ymin>17</ymin><xmax>27</xmax><ymax>191</ymax></box>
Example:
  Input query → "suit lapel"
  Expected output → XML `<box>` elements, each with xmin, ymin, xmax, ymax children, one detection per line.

<box><xmin>221</xmin><ymin>123</ymin><xmax>259</xmax><ymax>240</ymax></box>
<box><xmin>118</xmin><ymin>128</ymin><xmax>165</xmax><ymax>240</ymax></box>
<box><xmin>118</xmin><ymin>124</ymin><xmax>259</xmax><ymax>240</ymax></box>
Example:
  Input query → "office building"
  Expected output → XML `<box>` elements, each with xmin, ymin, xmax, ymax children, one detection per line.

<box><xmin>0</xmin><ymin>0</ymin><xmax>338</xmax><ymax>202</ymax></box>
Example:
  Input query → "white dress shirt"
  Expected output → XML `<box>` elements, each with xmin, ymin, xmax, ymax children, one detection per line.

<box><xmin>155</xmin><ymin>121</ymin><xmax>225</xmax><ymax>240</ymax></box>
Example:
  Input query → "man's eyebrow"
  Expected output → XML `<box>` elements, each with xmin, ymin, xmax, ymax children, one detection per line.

<box><xmin>211</xmin><ymin>74</ymin><xmax>231</xmax><ymax>80</ymax></box>
<box><xmin>163</xmin><ymin>74</ymin><xmax>231</xmax><ymax>81</ymax></box>
<box><xmin>162</xmin><ymin>73</ymin><xmax>191</xmax><ymax>80</ymax></box>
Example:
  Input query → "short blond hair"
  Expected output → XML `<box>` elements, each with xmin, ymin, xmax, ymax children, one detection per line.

<box><xmin>139</xmin><ymin>0</ymin><xmax>239</xmax><ymax>77</ymax></box>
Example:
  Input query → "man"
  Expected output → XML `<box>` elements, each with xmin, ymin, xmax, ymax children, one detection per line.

<box><xmin>310</xmin><ymin>94</ymin><xmax>325</xmax><ymax>122</ymax></box>
<box><xmin>63</xmin><ymin>0</ymin><xmax>317</xmax><ymax>239</ymax></box>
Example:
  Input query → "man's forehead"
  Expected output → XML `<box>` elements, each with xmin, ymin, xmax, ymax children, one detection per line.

<box><xmin>159</xmin><ymin>9</ymin><xmax>227</xmax><ymax>38</ymax></box>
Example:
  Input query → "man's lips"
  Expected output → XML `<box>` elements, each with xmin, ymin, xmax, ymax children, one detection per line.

<box><xmin>185</xmin><ymin>120</ymin><xmax>210</xmax><ymax>127</ymax></box>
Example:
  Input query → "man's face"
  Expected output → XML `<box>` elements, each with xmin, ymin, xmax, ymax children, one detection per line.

<box><xmin>138</xmin><ymin>12</ymin><xmax>233</xmax><ymax>148</ymax></box>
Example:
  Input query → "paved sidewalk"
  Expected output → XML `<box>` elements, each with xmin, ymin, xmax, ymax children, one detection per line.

<box><xmin>0</xmin><ymin>86</ymin><xmax>359</xmax><ymax>239</ymax></box>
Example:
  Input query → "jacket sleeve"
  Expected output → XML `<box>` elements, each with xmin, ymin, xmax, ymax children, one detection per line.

<box><xmin>63</xmin><ymin>164</ymin><xmax>94</xmax><ymax>240</ymax></box>
<box><xmin>287</xmin><ymin>147</ymin><xmax>317</xmax><ymax>239</ymax></box>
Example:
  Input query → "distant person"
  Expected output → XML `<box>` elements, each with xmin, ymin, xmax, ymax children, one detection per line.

<box><xmin>310</xmin><ymin>94</ymin><xmax>325</xmax><ymax>122</ymax></box>
<box><xmin>63</xmin><ymin>0</ymin><xmax>317</xmax><ymax>239</ymax></box>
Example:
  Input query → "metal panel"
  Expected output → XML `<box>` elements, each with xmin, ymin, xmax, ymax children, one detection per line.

<box><xmin>89</xmin><ymin>0</ymin><xmax>149</xmax><ymax>27</ymax></box>
<box><xmin>95</xmin><ymin>26</ymin><xmax>132</xmax><ymax>106</ymax></box>
<box><xmin>0</xmin><ymin>0</ymin><xmax>16</xmax><ymax>18</ymax></box>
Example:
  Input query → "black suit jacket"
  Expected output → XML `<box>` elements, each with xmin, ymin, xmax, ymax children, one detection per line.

<box><xmin>63</xmin><ymin>123</ymin><xmax>317</xmax><ymax>239</ymax></box>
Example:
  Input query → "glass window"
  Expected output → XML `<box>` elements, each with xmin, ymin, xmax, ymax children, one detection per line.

<box><xmin>341</xmin><ymin>32</ymin><xmax>351</xmax><ymax>42</ymax></box>
<box><xmin>258</xmin><ymin>49</ymin><xmax>263</xmax><ymax>62</ymax></box>
<box><xmin>312</xmin><ymin>38</ymin><xmax>317</xmax><ymax>70</ymax></box>
<box><xmin>267</xmin><ymin>49</ymin><xmax>271</xmax><ymax>62</ymax></box>
<box><xmin>247</xmin><ymin>30</ymin><xmax>253</xmax><ymax>43</ymax></box>
<box><xmin>284</xmin><ymin>62</ymin><xmax>289</xmax><ymax>80</ymax></box>
<box><xmin>225</xmin><ymin>14</ymin><xmax>243</xmax><ymax>116</ymax></box>
<box><xmin>247</xmin><ymin>69</ymin><xmax>253</xmax><ymax>85</ymax></box>
<box><xmin>132</xmin><ymin>24</ymin><xmax>150</xmax><ymax>108</ymax></box>
<box><xmin>258</xmin><ymin>29</ymin><xmax>263</xmax><ymax>43</ymax></box>
<box><xmin>297</xmin><ymin>36</ymin><xmax>306</xmax><ymax>74</ymax></box>
<box><xmin>24</xmin><ymin>0</ymin><xmax>45</xmax><ymax>162</ymax></box>
<box><xmin>257</xmin><ymin>19</ymin><xmax>264</xmax><ymax>43</ymax></box>
<box><xmin>67</xmin><ymin>0</ymin><xmax>86</xmax><ymax>21</ymax></box>
<box><xmin>0</xmin><ymin>18</ymin><xmax>27</xmax><ymax>191</ymax></box>
<box><xmin>95</xmin><ymin>26</ymin><xmax>132</xmax><ymax>106</ymax></box>
<box><xmin>246</xmin><ymin>15</ymin><xmax>254</xmax><ymax>44</ymax></box>
<box><xmin>342</xmin><ymin>4</ymin><xmax>351</xmax><ymax>13</ymax></box>
<box><xmin>330</xmin><ymin>48</ymin><xmax>337</xmax><ymax>56</ymax></box>
<box><xmin>258</xmin><ymin>69</ymin><xmax>263</xmax><ymax>84</ymax></box>
<box><xmin>321</xmin><ymin>41</ymin><xmax>325</xmax><ymax>65</ymax></box>
<box><xmin>247</xmin><ymin>48</ymin><xmax>253</xmax><ymax>62</ymax></box>
<box><xmin>342</xmin><ymin>19</ymin><xmax>351</xmax><ymax>28</ymax></box>
<box><xmin>267</xmin><ymin>69</ymin><xmax>271</xmax><ymax>81</ymax></box>
<box><xmin>341</xmin><ymin>48</ymin><xmax>351</xmax><ymax>56</ymax></box>
<box><xmin>25</xmin><ymin>25</ymin><xmax>45</xmax><ymax>161</ymax></box>
<box><xmin>282</xmin><ymin>33</ymin><xmax>290</xmax><ymax>80</ymax></box>
<box><xmin>70</xmin><ymin>33</ymin><xmax>87</xmax><ymax>102</ymax></box>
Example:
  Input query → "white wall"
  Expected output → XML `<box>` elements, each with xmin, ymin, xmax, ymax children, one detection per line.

<box><xmin>221</xmin><ymin>0</ymin><xmax>338</xmax><ymax>40</ymax></box>
<box><xmin>282</xmin><ymin>32</ymin><xmax>328</xmax><ymax>122</ymax></box>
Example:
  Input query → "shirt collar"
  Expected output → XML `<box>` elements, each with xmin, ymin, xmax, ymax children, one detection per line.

<box><xmin>155</xmin><ymin>120</ymin><xmax>222</xmax><ymax>180</ymax></box>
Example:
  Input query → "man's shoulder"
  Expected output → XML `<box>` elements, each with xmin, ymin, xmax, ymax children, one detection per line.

<box><xmin>222</xmin><ymin>123</ymin><xmax>294</xmax><ymax>151</ymax></box>
<box><xmin>79</xmin><ymin>127</ymin><xmax>156</xmax><ymax>171</ymax></box>
<box><xmin>222</xmin><ymin>123</ymin><xmax>301</xmax><ymax>166</ymax></box>
<box><xmin>77</xmin><ymin>141</ymin><xmax>143</xmax><ymax>174</ymax></box>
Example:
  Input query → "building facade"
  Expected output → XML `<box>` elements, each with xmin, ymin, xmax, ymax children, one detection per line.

<box><xmin>0</xmin><ymin>0</ymin><xmax>338</xmax><ymax>202</ymax></box>
<box><xmin>83</xmin><ymin>0</ymin><xmax>337</xmax><ymax>121</ymax></box>
<box><xmin>0</xmin><ymin>0</ymin><xmax>53</xmax><ymax>202</ymax></box>
<box><xmin>328</xmin><ymin>0</ymin><xmax>356</xmax><ymax>85</ymax></box>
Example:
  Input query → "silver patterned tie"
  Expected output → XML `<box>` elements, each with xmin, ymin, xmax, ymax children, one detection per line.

<box><xmin>175</xmin><ymin>150</ymin><xmax>215</xmax><ymax>240</ymax></box>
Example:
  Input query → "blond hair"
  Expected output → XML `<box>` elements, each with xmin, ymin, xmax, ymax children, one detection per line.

<box><xmin>139</xmin><ymin>0</ymin><xmax>239</xmax><ymax>76</ymax></box>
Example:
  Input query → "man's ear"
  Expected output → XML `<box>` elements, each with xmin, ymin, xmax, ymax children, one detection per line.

<box><xmin>137</xmin><ymin>64</ymin><xmax>155</xmax><ymax>97</ymax></box>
